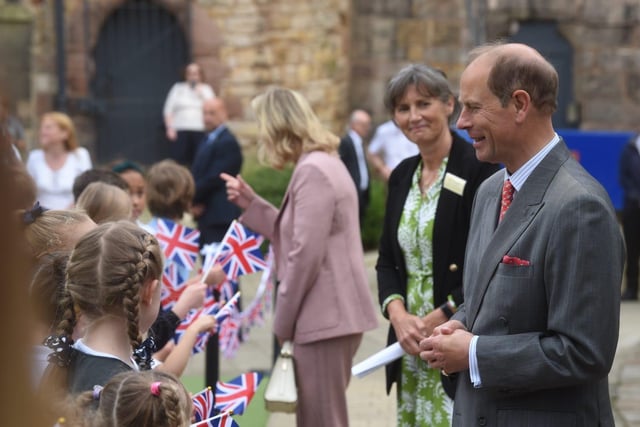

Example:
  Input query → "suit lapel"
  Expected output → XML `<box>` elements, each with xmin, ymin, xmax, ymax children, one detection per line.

<box><xmin>193</xmin><ymin>129</ymin><xmax>225</xmax><ymax>174</ymax></box>
<box><xmin>466</xmin><ymin>142</ymin><xmax>571</xmax><ymax>328</ymax></box>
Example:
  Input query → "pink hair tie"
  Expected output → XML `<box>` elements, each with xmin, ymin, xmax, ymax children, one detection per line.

<box><xmin>150</xmin><ymin>381</ymin><xmax>162</xmax><ymax>396</ymax></box>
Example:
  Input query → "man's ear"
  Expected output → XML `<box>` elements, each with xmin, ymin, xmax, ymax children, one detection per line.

<box><xmin>512</xmin><ymin>89</ymin><xmax>531</xmax><ymax>124</ymax></box>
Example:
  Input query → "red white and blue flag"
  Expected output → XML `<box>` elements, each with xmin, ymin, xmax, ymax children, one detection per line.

<box><xmin>160</xmin><ymin>263</ymin><xmax>187</xmax><ymax>311</ymax></box>
<box><xmin>175</xmin><ymin>292</ymin><xmax>220</xmax><ymax>354</ymax></box>
<box><xmin>155</xmin><ymin>218</ymin><xmax>200</xmax><ymax>271</ymax></box>
<box><xmin>216</xmin><ymin>221</ymin><xmax>267</xmax><ymax>280</ymax></box>
<box><xmin>214</xmin><ymin>372</ymin><xmax>264</xmax><ymax>415</ymax></box>
<box><xmin>192</xmin><ymin>386</ymin><xmax>215</xmax><ymax>422</ymax></box>
<box><xmin>216</xmin><ymin>277</ymin><xmax>239</xmax><ymax>303</ymax></box>
<box><xmin>218</xmin><ymin>308</ymin><xmax>241</xmax><ymax>358</ymax></box>
<box><xmin>175</xmin><ymin>291</ymin><xmax>241</xmax><ymax>354</ymax></box>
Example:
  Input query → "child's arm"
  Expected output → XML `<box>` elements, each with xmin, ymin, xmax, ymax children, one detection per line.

<box><xmin>172</xmin><ymin>269</ymin><xmax>224</xmax><ymax>320</ymax></box>
<box><xmin>155</xmin><ymin>315</ymin><xmax>216</xmax><ymax>377</ymax></box>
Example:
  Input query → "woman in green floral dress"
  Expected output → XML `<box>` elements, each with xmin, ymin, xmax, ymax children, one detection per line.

<box><xmin>376</xmin><ymin>64</ymin><xmax>499</xmax><ymax>426</ymax></box>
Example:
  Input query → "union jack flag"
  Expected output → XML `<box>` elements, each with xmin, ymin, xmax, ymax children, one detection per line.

<box><xmin>214</xmin><ymin>372</ymin><xmax>263</xmax><ymax>415</ymax></box>
<box><xmin>160</xmin><ymin>263</ymin><xmax>187</xmax><ymax>311</ymax></box>
<box><xmin>175</xmin><ymin>292</ymin><xmax>220</xmax><ymax>355</ymax></box>
<box><xmin>192</xmin><ymin>387</ymin><xmax>215</xmax><ymax>422</ymax></box>
<box><xmin>219</xmin><ymin>309</ymin><xmax>241</xmax><ymax>358</ymax></box>
<box><xmin>191</xmin><ymin>412</ymin><xmax>239</xmax><ymax>427</ymax></box>
<box><xmin>217</xmin><ymin>221</ymin><xmax>267</xmax><ymax>280</ymax></box>
<box><xmin>216</xmin><ymin>277</ymin><xmax>239</xmax><ymax>302</ymax></box>
<box><xmin>155</xmin><ymin>218</ymin><xmax>200</xmax><ymax>271</ymax></box>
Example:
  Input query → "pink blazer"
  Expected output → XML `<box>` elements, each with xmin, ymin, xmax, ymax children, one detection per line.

<box><xmin>241</xmin><ymin>151</ymin><xmax>378</xmax><ymax>344</ymax></box>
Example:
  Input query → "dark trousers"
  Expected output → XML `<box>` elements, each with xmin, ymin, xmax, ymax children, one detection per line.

<box><xmin>623</xmin><ymin>203</ymin><xmax>640</xmax><ymax>295</ymax></box>
<box><xmin>169</xmin><ymin>130</ymin><xmax>205</xmax><ymax>169</ymax></box>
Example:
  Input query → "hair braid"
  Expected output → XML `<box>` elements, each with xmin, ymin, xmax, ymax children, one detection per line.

<box><xmin>55</xmin><ymin>286</ymin><xmax>76</xmax><ymax>338</ymax></box>
<box><xmin>122</xmin><ymin>266</ymin><xmax>143</xmax><ymax>355</ymax></box>
<box><xmin>160</xmin><ymin>382</ymin><xmax>188</xmax><ymax>426</ymax></box>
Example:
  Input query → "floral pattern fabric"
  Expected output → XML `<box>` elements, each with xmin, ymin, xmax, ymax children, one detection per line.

<box><xmin>396</xmin><ymin>159</ymin><xmax>452</xmax><ymax>427</ymax></box>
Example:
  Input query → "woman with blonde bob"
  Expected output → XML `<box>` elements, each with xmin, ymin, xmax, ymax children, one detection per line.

<box><xmin>222</xmin><ymin>87</ymin><xmax>378</xmax><ymax>427</ymax></box>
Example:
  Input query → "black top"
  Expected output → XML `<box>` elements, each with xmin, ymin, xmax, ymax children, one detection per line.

<box><xmin>68</xmin><ymin>350</ymin><xmax>133</xmax><ymax>394</ymax></box>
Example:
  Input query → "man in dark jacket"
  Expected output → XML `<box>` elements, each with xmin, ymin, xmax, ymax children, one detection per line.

<box><xmin>339</xmin><ymin>109</ymin><xmax>371</xmax><ymax>223</ymax></box>
<box><xmin>191</xmin><ymin>97</ymin><xmax>243</xmax><ymax>387</ymax></box>
<box><xmin>191</xmin><ymin>98</ymin><xmax>243</xmax><ymax>247</ymax></box>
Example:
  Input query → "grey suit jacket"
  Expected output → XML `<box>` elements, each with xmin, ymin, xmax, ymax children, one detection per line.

<box><xmin>241</xmin><ymin>151</ymin><xmax>378</xmax><ymax>344</ymax></box>
<box><xmin>452</xmin><ymin>141</ymin><xmax>625</xmax><ymax>427</ymax></box>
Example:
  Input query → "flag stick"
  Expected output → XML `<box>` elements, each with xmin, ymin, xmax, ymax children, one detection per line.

<box><xmin>201</xmin><ymin>220</ymin><xmax>238</xmax><ymax>284</ymax></box>
<box><xmin>189</xmin><ymin>410</ymin><xmax>234</xmax><ymax>427</ymax></box>
<box><xmin>215</xmin><ymin>291</ymin><xmax>241</xmax><ymax>320</ymax></box>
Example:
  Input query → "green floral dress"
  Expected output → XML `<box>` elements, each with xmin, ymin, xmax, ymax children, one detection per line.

<box><xmin>397</xmin><ymin>158</ymin><xmax>453</xmax><ymax>426</ymax></box>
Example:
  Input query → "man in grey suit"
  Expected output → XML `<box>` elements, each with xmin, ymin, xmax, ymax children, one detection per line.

<box><xmin>420</xmin><ymin>43</ymin><xmax>625</xmax><ymax>426</ymax></box>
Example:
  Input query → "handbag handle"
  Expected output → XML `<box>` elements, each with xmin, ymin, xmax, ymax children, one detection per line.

<box><xmin>280</xmin><ymin>341</ymin><xmax>293</xmax><ymax>358</ymax></box>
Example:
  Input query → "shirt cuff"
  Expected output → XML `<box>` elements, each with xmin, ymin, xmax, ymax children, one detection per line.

<box><xmin>381</xmin><ymin>294</ymin><xmax>404</xmax><ymax>319</ymax></box>
<box><xmin>469</xmin><ymin>335</ymin><xmax>482</xmax><ymax>388</ymax></box>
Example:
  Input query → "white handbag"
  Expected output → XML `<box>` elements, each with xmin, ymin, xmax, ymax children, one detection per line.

<box><xmin>264</xmin><ymin>341</ymin><xmax>297</xmax><ymax>413</ymax></box>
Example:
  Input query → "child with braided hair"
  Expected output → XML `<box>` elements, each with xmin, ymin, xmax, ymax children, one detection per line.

<box><xmin>74</xmin><ymin>370</ymin><xmax>192</xmax><ymax>427</ymax></box>
<box><xmin>41</xmin><ymin>220</ymin><xmax>164</xmax><ymax>398</ymax></box>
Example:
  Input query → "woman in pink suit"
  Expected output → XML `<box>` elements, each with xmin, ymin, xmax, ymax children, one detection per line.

<box><xmin>222</xmin><ymin>87</ymin><xmax>378</xmax><ymax>427</ymax></box>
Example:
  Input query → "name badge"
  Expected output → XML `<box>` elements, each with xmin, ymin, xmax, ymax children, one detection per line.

<box><xmin>443</xmin><ymin>172</ymin><xmax>466</xmax><ymax>196</ymax></box>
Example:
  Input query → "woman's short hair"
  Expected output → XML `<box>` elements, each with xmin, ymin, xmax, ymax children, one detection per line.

<box><xmin>384</xmin><ymin>64</ymin><xmax>455</xmax><ymax>117</ymax></box>
<box><xmin>42</xmin><ymin>111</ymin><xmax>78</xmax><ymax>151</ymax></box>
<box><xmin>251</xmin><ymin>86</ymin><xmax>339</xmax><ymax>168</ymax></box>
<box><xmin>146</xmin><ymin>159</ymin><xmax>194</xmax><ymax>220</ymax></box>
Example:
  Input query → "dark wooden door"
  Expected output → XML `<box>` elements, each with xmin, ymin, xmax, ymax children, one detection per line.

<box><xmin>510</xmin><ymin>20</ymin><xmax>578</xmax><ymax>129</ymax></box>
<box><xmin>92</xmin><ymin>0</ymin><xmax>188</xmax><ymax>165</ymax></box>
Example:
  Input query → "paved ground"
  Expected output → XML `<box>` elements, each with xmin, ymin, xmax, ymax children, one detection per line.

<box><xmin>185</xmin><ymin>252</ymin><xmax>640</xmax><ymax>426</ymax></box>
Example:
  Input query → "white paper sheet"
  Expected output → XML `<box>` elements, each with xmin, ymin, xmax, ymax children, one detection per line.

<box><xmin>351</xmin><ymin>342</ymin><xmax>406</xmax><ymax>378</ymax></box>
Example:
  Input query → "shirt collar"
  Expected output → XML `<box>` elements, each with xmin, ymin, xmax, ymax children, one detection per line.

<box><xmin>348</xmin><ymin>129</ymin><xmax>362</xmax><ymax>145</ymax></box>
<box><xmin>207</xmin><ymin>124</ymin><xmax>227</xmax><ymax>143</ymax></box>
<box><xmin>505</xmin><ymin>133</ymin><xmax>560</xmax><ymax>191</ymax></box>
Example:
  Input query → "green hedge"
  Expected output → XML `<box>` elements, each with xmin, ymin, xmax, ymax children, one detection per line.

<box><xmin>241</xmin><ymin>151</ymin><xmax>385</xmax><ymax>251</ymax></box>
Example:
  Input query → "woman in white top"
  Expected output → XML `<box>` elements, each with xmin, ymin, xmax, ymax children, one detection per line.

<box><xmin>163</xmin><ymin>62</ymin><xmax>215</xmax><ymax>168</ymax></box>
<box><xmin>26</xmin><ymin>112</ymin><xmax>92</xmax><ymax>209</ymax></box>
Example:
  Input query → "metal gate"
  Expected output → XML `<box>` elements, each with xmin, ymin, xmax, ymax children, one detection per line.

<box><xmin>510</xmin><ymin>20</ymin><xmax>578</xmax><ymax>129</ymax></box>
<box><xmin>92</xmin><ymin>0</ymin><xmax>188</xmax><ymax>165</ymax></box>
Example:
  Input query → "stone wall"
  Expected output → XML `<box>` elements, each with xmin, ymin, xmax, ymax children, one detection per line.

<box><xmin>197</xmin><ymin>0</ymin><xmax>351</xmax><ymax>139</ymax></box>
<box><xmin>0</xmin><ymin>1</ymin><xmax>33</xmax><ymax>133</ymax></box>
<box><xmin>484</xmin><ymin>0</ymin><xmax>640</xmax><ymax>131</ymax></box>
<box><xmin>349</xmin><ymin>0</ymin><xmax>470</xmax><ymax>125</ymax></box>
<box><xmin>6</xmin><ymin>0</ymin><xmax>640</xmax><ymax>155</ymax></box>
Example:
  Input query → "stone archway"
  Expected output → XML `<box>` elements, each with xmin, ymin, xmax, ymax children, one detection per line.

<box><xmin>62</xmin><ymin>0</ymin><xmax>223</xmax><ymax>164</ymax></box>
<box><xmin>65</xmin><ymin>0</ymin><xmax>223</xmax><ymax>97</ymax></box>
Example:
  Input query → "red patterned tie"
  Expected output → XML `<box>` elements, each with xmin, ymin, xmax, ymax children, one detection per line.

<box><xmin>499</xmin><ymin>179</ymin><xmax>515</xmax><ymax>222</ymax></box>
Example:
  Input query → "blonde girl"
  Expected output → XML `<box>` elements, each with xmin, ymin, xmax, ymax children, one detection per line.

<box><xmin>41</xmin><ymin>220</ymin><xmax>163</xmax><ymax>399</ymax></box>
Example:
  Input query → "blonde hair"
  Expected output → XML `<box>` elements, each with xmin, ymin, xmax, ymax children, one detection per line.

<box><xmin>42</xmin><ymin>111</ymin><xmax>78</xmax><ymax>151</ymax></box>
<box><xmin>75</xmin><ymin>371</ymin><xmax>191</xmax><ymax>427</ymax></box>
<box><xmin>251</xmin><ymin>86</ymin><xmax>339</xmax><ymax>168</ymax></box>
<box><xmin>22</xmin><ymin>208</ymin><xmax>94</xmax><ymax>259</ymax></box>
<box><xmin>146</xmin><ymin>159</ymin><xmax>194</xmax><ymax>220</ymax></box>
<box><xmin>76</xmin><ymin>182</ymin><xmax>132</xmax><ymax>224</ymax></box>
